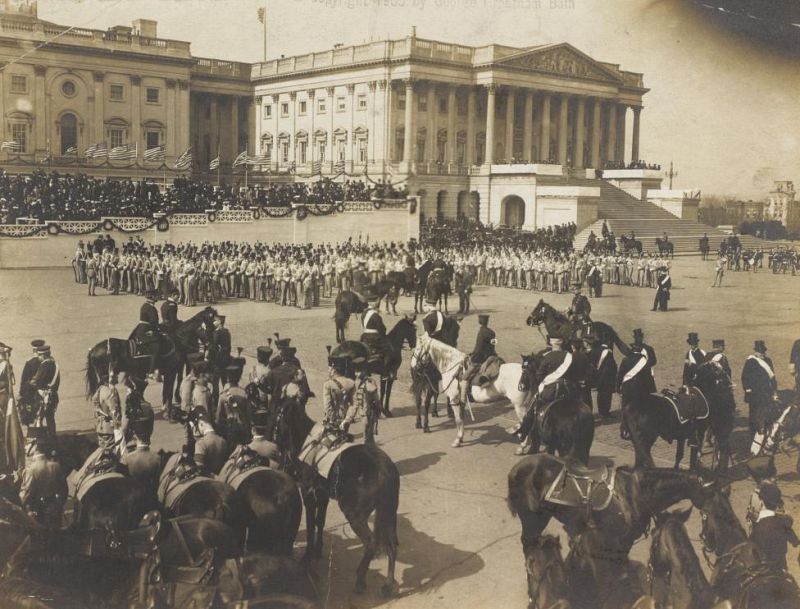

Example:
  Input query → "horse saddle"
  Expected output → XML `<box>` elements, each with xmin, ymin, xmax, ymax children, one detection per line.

<box><xmin>544</xmin><ymin>459</ymin><xmax>616</xmax><ymax>511</ymax></box>
<box><xmin>129</xmin><ymin>332</ymin><xmax>175</xmax><ymax>360</ymax></box>
<box><xmin>476</xmin><ymin>356</ymin><xmax>505</xmax><ymax>388</ymax></box>
<box><xmin>659</xmin><ymin>387</ymin><xmax>709</xmax><ymax>425</ymax></box>
<box><xmin>158</xmin><ymin>456</ymin><xmax>208</xmax><ymax>508</ymax></box>
<box><xmin>298</xmin><ymin>423</ymin><xmax>355</xmax><ymax>480</ymax></box>
<box><xmin>218</xmin><ymin>449</ymin><xmax>271</xmax><ymax>491</ymax></box>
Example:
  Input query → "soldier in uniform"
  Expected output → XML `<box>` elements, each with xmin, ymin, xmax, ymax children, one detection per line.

<box><xmin>585</xmin><ymin>333</ymin><xmax>617</xmax><ymax>419</ymax></box>
<box><xmin>568</xmin><ymin>338</ymin><xmax>594</xmax><ymax>409</ymax></box>
<box><xmin>742</xmin><ymin>340</ymin><xmax>778</xmax><ymax>440</ymax></box>
<box><xmin>29</xmin><ymin>344</ymin><xmax>60</xmax><ymax>438</ymax></box>
<box><xmin>19</xmin><ymin>428</ymin><xmax>67</xmax><ymax>527</ymax></box>
<box><xmin>216</xmin><ymin>357</ymin><xmax>250</xmax><ymax>439</ymax></box>
<box><xmin>454</xmin><ymin>264</ymin><xmax>472</xmax><ymax>315</ymax></box>
<box><xmin>706</xmin><ymin>339</ymin><xmax>732</xmax><ymax>378</ymax></box>
<box><xmin>160</xmin><ymin>289</ymin><xmax>180</xmax><ymax>333</ymax></box>
<box><xmin>748</xmin><ymin>483</ymin><xmax>799</xmax><ymax>572</ymax></box>
<box><xmin>459</xmin><ymin>315</ymin><xmax>497</xmax><ymax>407</ymax></box>
<box><xmin>130</xmin><ymin>291</ymin><xmax>161</xmax><ymax>381</ymax></box>
<box><xmin>360</xmin><ymin>293</ymin><xmax>388</xmax><ymax>362</ymax></box>
<box><xmin>91</xmin><ymin>373</ymin><xmax>121</xmax><ymax>451</ymax></box>
<box><xmin>191</xmin><ymin>407</ymin><xmax>229</xmax><ymax>476</ymax></box>
<box><xmin>652</xmin><ymin>266</ymin><xmax>671</xmax><ymax>311</ymax></box>
<box><xmin>513</xmin><ymin>336</ymin><xmax>574</xmax><ymax>450</ymax></box>
<box><xmin>121</xmin><ymin>406</ymin><xmax>160</xmax><ymax>493</ymax></box>
<box><xmin>322</xmin><ymin>354</ymin><xmax>358</xmax><ymax>435</ymax></box>
<box><xmin>568</xmin><ymin>282</ymin><xmax>591</xmax><ymax>322</ymax></box>
<box><xmin>249</xmin><ymin>405</ymin><xmax>283</xmax><ymax>464</ymax></box>
<box><xmin>683</xmin><ymin>332</ymin><xmax>706</xmax><ymax>386</ymax></box>
<box><xmin>19</xmin><ymin>339</ymin><xmax>44</xmax><ymax>417</ymax></box>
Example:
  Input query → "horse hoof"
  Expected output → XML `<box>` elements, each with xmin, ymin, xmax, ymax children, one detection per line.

<box><xmin>415</xmin><ymin>421</ymin><xmax>422</xmax><ymax>429</ymax></box>
<box><xmin>381</xmin><ymin>583</ymin><xmax>396</xmax><ymax>598</ymax></box>
<box><xmin>451</xmin><ymin>438</ymin><xmax>462</xmax><ymax>448</ymax></box>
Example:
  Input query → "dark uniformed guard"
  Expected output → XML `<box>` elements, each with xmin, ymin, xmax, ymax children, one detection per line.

<box><xmin>454</xmin><ymin>265</ymin><xmax>472</xmax><ymax>315</ymax></box>
<box><xmin>585</xmin><ymin>333</ymin><xmax>617</xmax><ymax>418</ymax></box>
<box><xmin>568</xmin><ymin>282</ymin><xmax>591</xmax><ymax>321</ymax></box>
<box><xmin>360</xmin><ymin>294</ymin><xmax>387</xmax><ymax>340</ymax></box>
<box><xmin>682</xmin><ymin>332</ymin><xmax>706</xmax><ymax>386</ymax></box>
<box><xmin>706</xmin><ymin>339</ymin><xmax>732</xmax><ymax>379</ymax></box>
<box><xmin>130</xmin><ymin>291</ymin><xmax>161</xmax><ymax>381</ymax></box>
<box><xmin>699</xmin><ymin>233</ymin><xmax>710</xmax><ymax>260</ymax></box>
<box><xmin>29</xmin><ymin>344</ymin><xmax>60</xmax><ymax>438</ymax></box>
<box><xmin>790</xmin><ymin>338</ymin><xmax>800</xmax><ymax>393</ymax></box>
<box><xmin>626</xmin><ymin>329</ymin><xmax>657</xmax><ymax>393</ymax></box>
<box><xmin>160</xmin><ymin>289</ymin><xmax>180</xmax><ymax>332</ymax></box>
<box><xmin>742</xmin><ymin>340</ymin><xmax>777</xmax><ymax>438</ymax></box>
<box><xmin>18</xmin><ymin>339</ymin><xmax>44</xmax><ymax>417</ymax></box>
<box><xmin>192</xmin><ymin>408</ymin><xmax>229</xmax><ymax>476</ymax></box>
<box><xmin>617</xmin><ymin>329</ymin><xmax>657</xmax><ymax>439</ymax></box>
<box><xmin>249</xmin><ymin>405</ymin><xmax>282</xmax><ymax>464</ymax></box>
<box><xmin>749</xmin><ymin>483</ymin><xmax>799</xmax><ymax>572</ymax></box>
<box><xmin>652</xmin><ymin>266</ymin><xmax>671</xmax><ymax>312</ymax></box>
<box><xmin>210</xmin><ymin>315</ymin><xmax>232</xmax><ymax>396</ymax></box>
<box><xmin>513</xmin><ymin>337</ymin><xmax>574</xmax><ymax>448</ymax></box>
<box><xmin>19</xmin><ymin>428</ymin><xmax>67</xmax><ymax>527</ymax></box>
<box><xmin>568</xmin><ymin>338</ymin><xmax>594</xmax><ymax>409</ymax></box>
<box><xmin>459</xmin><ymin>314</ymin><xmax>496</xmax><ymax>406</ymax></box>
<box><xmin>121</xmin><ymin>405</ymin><xmax>160</xmax><ymax>493</ymax></box>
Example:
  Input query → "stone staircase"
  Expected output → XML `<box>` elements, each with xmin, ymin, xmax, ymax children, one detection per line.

<box><xmin>569</xmin><ymin>180</ymin><xmax>762</xmax><ymax>254</ymax></box>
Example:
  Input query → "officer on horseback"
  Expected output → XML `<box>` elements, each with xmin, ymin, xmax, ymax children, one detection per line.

<box><xmin>19</xmin><ymin>427</ymin><xmax>67</xmax><ymax>527</ymax></box>
<box><xmin>130</xmin><ymin>291</ymin><xmax>162</xmax><ymax>382</ymax></box>
<box><xmin>459</xmin><ymin>314</ymin><xmax>496</xmax><ymax>407</ymax></box>
<box><xmin>323</xmin><ymin>350</ymin><xmax>358</xmax><ymax>436</ymax></box>
<box><xmin>568</xmin><ymin>282</ymin><xmax>591</xmax><ymax>322</ymax></box>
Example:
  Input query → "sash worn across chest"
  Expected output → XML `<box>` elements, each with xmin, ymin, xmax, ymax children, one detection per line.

<box><xmin>363</xmin><ymin>309</ymin><xmax>378</xmax><ymax>333</ymax></box>
<box><xmin>747</xmin><ymin>355</ymin><xmax>774</xmax><ymax>379</ymax></box>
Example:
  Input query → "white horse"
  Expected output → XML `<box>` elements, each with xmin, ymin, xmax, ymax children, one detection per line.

<box><xmin>411</xmin><ymin>333</ymin><xmax>530</xmax><ymax>448</ymax></box>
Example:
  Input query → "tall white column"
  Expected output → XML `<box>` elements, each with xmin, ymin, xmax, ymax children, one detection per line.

<box><xmin>33</xmin><ymin>64</ymin><xmax>46</xmax><ymax>152</ymax></box>
<box><xmin>484</xmin><ymin>83</ymin><xmax>496</xmax><ymax>165</ymax></box>
<box><xmin>427</xmin><ymin>85</ymin><xmax>436</xmax><ymax>163</ymax></box>
<box><xmin>230</xmin><ymin>96</ymin><xmax>240</xmax><ymax>159</ymax></box>
<box><xmin>557</xmin><ymin>94</ymin><xmax>569</xmax><ymax>166</ymax></box>
<box><xmin>402</xmin><ymin>79</ymin><xmax>414</xmax><ymax>165</ymax></box>
<box><xmin>446</xmin><ymin>85</ymin><xmax>457</xmax><ymax>164</ymax></box>
<box><xmin>575</xmin><ymin>96</ymin><xmax>586</xmax><ymax>169</ymax></box>
<box><xmin>632</xmin><ymin>106</ymin><xmax>642</xmax><ymax>162</ymax></box>
<box><xmin>539</xmin><ymin>93</ymin><xmax>551</xmax><ymax>162</ymax></box>
<box><xmin>522</xmin><ymin>90</ymin><xmax>533</xmax><ymax>162</ymax></box>
<box><xmin>591</xmin><ymin>98</ymin><xmax>601</xmax><ymax>168</ymax></box>
<box><xmin>130</xmin><ymin>75</ymin><xmax>141</xmax><ymax>150</ymax></box>
<box><xmin>308</xmin><ymin>89</ymin><xmax>316</xmax><ymax>166</ymax></box>
<box><xmin>347</xmin><ymin>84</ymin><xmax>355</xmax><ymax>167</ymax></box>
<box><xmin>606</xmin><ymin>102</ymin><xmax>617</xmax><ymax>164</ymax></box>
<box><xmin>504</xmin><ymin>89</ymin><xmax>515</xmax><ymax>162</ymax></box>
<box><xmin>177</xmin><ymin>80</ymin><xmax>190</xmax><ymax>157</ymax></box>
<box><xmin>465</xmin><ymin>86</ymin><xmax>476</xmax><ymax>165</ymax></box>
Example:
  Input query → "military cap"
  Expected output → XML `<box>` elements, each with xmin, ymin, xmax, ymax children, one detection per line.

<box><xmin>274</xmin><ymin>337</ymin><xmax>291</xmax><ymax>350</ymax></box>
<box><xmin>36</xmin><ymin>344</ymin><xmax>51</xmax><ymax>354</ymax></box>
<box><xmin>256</xmin><ymin>346</ymin><xmax>273</xmax><ymax>363</ymax></box>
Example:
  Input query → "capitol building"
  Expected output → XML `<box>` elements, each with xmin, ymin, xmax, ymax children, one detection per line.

<box><xmin>0</xmin><ymin>1</ymin><xmax>651</xmax><ymax>229</ymax></box>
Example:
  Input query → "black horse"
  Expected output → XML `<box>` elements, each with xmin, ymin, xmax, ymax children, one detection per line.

<box><xmin>524</xmin><ymin>535</ymin><xmax>572</xmax><ymax>609</ymax></box>
<box><xmin>656</xmin><ymin>237</ymin><xmax>675</xmax><ymax>259</ymax></box>
<box><xmin>85</xmin><ymin>306</ymin><xmax>216</xmax><ymax>411</ymax></box>
<box><xmin>272</xmin><ymin>390</ymin><xmax>400</xmax><ymax>596</ymax></box>
<box><xmin>648</xmin><ymin>506</ymin><xmax>717</xmax><ymax>609</ymax></box>
<box><xmin>526</xmin><ymin>300</ymin><xmax>625</xmax><ymax>354</ymax></box>
<box><xmin>425</xmin><ymin>265</ymin><xmax>452</xmax><ymax>313</ymax></box>
<box><xmin>623</xmin><ymin>361</ymin><xmax>735</xmax><ymax>471</ymax></box>
<box><xmin>507</xmin><ymin>454</ymin><xmax>712</xmax><ymax>556</ymax></box>
<box><xmin>520</xmin><ymin>354</ymin><xmax>595</xmax><ymax>464</ymax></box>
<box><xmin>619</xmin><ymin>235</ymin><xmax>643</xmax><ymax>254</ymax></box>
<box><xmin>366</xmin><ymin>316</ymin><xmax>417</xmax><ymax>416</ymax></box>
<box><xmin>333</xmin><ymin>290</ymin><xmax>368</xmax><ymax>343</ymax></box>
<box><xmin>699</xmin><ymin>487</ymin><xmax>800</xmax><ymax>609</ymax></box>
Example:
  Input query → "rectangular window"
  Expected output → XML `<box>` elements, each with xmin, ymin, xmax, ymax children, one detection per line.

<box><xmin>418</xmin><ymin>95</ymin><xmax>427</xmax><ymax>112</ymax></box>
<box><xmin>299</xmin><ymin>141</ymin><xmax>307</xmax><ymax>164</ymax></box>
<box><xmin>281</xmin><ymin>141</ymin><xmax>289</xmax><ymax>163</ymax></box>
<box><xmin>336</xmin><ymin>97</ymin><xmax>346</xmax><ymax>112</ymax></box>
<box><xmin>110</xmin><ymin>128</ymin><xmax>124</xmax><ymax>148</ymax></box>
<box><xmin>10</xmin><ymin>75</ymin><xmax>27</xmax><ymax>94</ymax></box>
<box><xmin>145</xmin><ymin>87</ymin><xmax>160</xmax><ymax>104</ymax></box>
<box><xmin>438</xmin><ymin>97</ymin><xmax>448</xmax><ymax>114</ymax></box>
<box><xmin>357</xmin><ymin>94</ymin><xmax>367</xmax><ymax>110</ymax></box>
<box><xmin>264</xmin><ymin>104</ymin><xmax>272</xmax><ymax>119</ymax></box>
<box><xmin>146</xmin><ymin>131</ymin><xmax>159</xmax><ymax>149</ymax></box>
<box><xmin>263</xmin><ymin>143</ymin><xmax>272</xmax><ymax>161</ymax></box>
<box><xmin>416</xmin><ymin>140</ymin><xmax>426</xmax><ymax>163</ymax></box>
<box><xmin>358</xmin><ymin>139</ymin><xmax>367</xmax><ymax>163</ymax></box>
<box><xmin>397</xmin><ymin>90</ymin><xmax>406</xmax><ymax>110</ymax></box>
<box><xmin>317</xmin><ymin>98</ymin><xmax>326</xmax><ymax>113</ymax></box>
<box><xmin>456</xmin><ymin>140</ymin><xmax>466</xmax><ymax>165</ymax></box>
<box><xmin>110</xmin><ymin>84</ymin><xmax>124</xmax><ymax>101</ymax></box>
<box><xmin>299</xmin><ymin>100</ymin><xmax>307</xmax><ymax>115</ymax></box>
<box><xmin>11</xmin><ymin>123</ymin><xmax>26</xmax><ymax>152</ymax></box>
<box><xmin>280</xmin><ymin>102</ymin><xmax>289</xmax><ymax>117</ymax></box>
<box><xmin>437</xmin><ymin>140</ymin><xmax>446</xmax><ymax>163</ymax></box>
<box><xmin>336</xmin><ymin>139</ymin><xmax>345</xmax><ymax>161</ymax></box>
<box><xmin>318</xmin><ymin>142</ymin><xmax>326</xmax><ymax>163</ymax></box>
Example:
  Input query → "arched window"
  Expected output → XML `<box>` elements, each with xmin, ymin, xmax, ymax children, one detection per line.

<box><xmin>59</xmin><ymin>112</ymin><xmax>77</xmax><ymax>154</ymax></box>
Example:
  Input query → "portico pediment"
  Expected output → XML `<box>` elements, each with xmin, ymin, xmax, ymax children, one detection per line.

<box><xmin>495</xmin><ymin>44</ymin><xmax>622</xmax><ymax>84</ymax></box>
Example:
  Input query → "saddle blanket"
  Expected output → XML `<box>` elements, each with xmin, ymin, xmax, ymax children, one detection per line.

<box><xmin>75</xmin><ymin>470</ymin><xmax>126</xmax><ymax>503</ymax></box>
<box><xmin>218</xmin><ymin>464</ymin><xmax>272</xmax><ymax>491</ymax></box>
<box><xmin>298</xmin><ymin>423</ymin><xmax>356</xmax><ymax>479</ymax></box>
<box><xmin>657</xmin><ymin>387</ymin><xmax>709</xmax><ymax>425</ymax></box>
<box><xmin>158</xmin><ymin>453</ymin><xmax>213</xmax><ymax>510</ymax></box>
<box><xmin>544</xmin><ymin>460</ymin><xmax>616</xmax><ymax>511</ymax></box>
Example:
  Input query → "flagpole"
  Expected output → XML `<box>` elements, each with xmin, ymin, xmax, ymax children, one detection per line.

<box><xmin>262</xmin><ymin>0</ymin><xmax>267</xmax><ymax>62</ymax></box>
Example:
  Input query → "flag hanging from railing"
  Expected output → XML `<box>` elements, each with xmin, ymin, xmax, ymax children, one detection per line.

<box><xmin>174</xmin><ymin>147</ymin><xmax>192</xmax><ymax>170</ymax></box>
<box><xmin>209</xmin><ymin>156</ymin><xmax>220</xmax><ymax>170</ymax></box>
<box><xmin>1</xmin><ymin>141</ymin><xmax>21</xmax><ymax>153</ymax></box>
<box><xmin>311</xmin><ymin>160</ymin><xmax>322</xmax><ymax>174</ymax></box>
<box><xmin>108</xmin><ymin>143</ymin><xmax>138</xmax><ymax>161</ymax></box>
<box><xmin>84</xmin><ymin>142</ymin><xmax>108</xmax><ymax>158</ymax></box>
<box><xmin>64</xmin><ymin>146</ymin><xmax>78</xmax><ymax>156</ymax></box>
<box><xmin>143</xmin><ymin>144</ymin><xmax>166</xmax><ymax>163</ymax></box>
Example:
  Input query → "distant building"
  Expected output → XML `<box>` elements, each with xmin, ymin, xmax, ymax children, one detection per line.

<box><xmin>726</xmin><ymin>199</ymin><xmax>764</xmax><ymax>224</ymax></box>
<box><xmin>765</xmin><ymin>180</ymin><xmax>796</xmax><ymax>226</ymax></box>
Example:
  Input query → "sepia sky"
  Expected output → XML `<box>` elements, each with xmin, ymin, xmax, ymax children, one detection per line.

<box><xmin>34</xmin><ymin>0</ymin><xmax>800</xmax><ymax>199</ymax></box>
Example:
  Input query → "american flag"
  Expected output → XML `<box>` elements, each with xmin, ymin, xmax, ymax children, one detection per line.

<box><xmin>143</xmin><ymin>144</ymin><xmax>166</xmax><ymax>163</ymax></box>
<box><xmin>334</xmin><ymin>159</ymin><xmax>346</xmax><ymax>173</ymax></box>
<box><xmin>174</xmin><ymin>147</ymin><xmax>192</xmax><ymax>170</ymax></box>
<box><xmin>232</xmin><ymin>150</ymin><xmax>249</xmax><ymax>168</ymax></box>
<box><xmin>108</xmin><ymin>143</ymin><xmax>137</xmax><ymax>161</ymax></box>
<box><xmin>209</xmin><ymin>156</ymin><xmax>220</xmax><ymax>170</ymax></box>
<box><xmin>311</xmin><ymin>160</ymin><xmax>322</xmax><ymax>174</ymax></box>
<box><xmin>1</xmin><ymin>141</ymin><xmax>22</xmax><ymax>152</ymax></box>
<box><xmin>257</xmin><ymin>6</ymin><xmax>265</xmax><ymax>23</ymax></box>
<box><xmin>85</xmin><ymin>142</ymin><xmax>108</xmax><ymax>158</ymax></box>
<box><xmin>64</xmin><ymin>146</ymin><xmax>78</xmax><ymax>156</ymax></box>
<box><xmin>245</xmin><ymin>154</ymin><xmax>270</xmax><ymax>166</ymax></box>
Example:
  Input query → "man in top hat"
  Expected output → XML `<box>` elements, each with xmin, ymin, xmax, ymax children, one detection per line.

<box><xmin>706</xmin><ymin>339</ymin><xmax>732</xmax><ymax>379</ymax></box>
<box><xmin>616</xmin><ymin>329</ymin><xmax>657</xmax><ymax>439</ymax></box>
<box><xmin>652</xmin><ymin>266</ymin><xmax>671</xmax><ymax>312</ymax></box>
<box><xmin>19</xmin><ymin>428</ymin><xmax>67</xmax><ymax>527</ymax></box>
<box><xmin>568</xmin><ymin>281</ymin><xmax>591</xmax><ymax>322</ymax></box>
<box><xmin>216</xmin><ymin>357</ymin><xmax>250</xmax><ymax>438</ymax></box>
<box><xmin>749</xmin><ymin>482</ymin><xmax>799</xmax><ymax>572</ymax></box>
<box><xmin>191</xmin><ymin>407</ymin><xmax>229</xmax><ymax>476</ymax></box>
<box><xmin>29</xmin><ymin>344</ymin><xmax>60</xmax><ymax>438</ymax></box>
<box><xmin>460</xmin><ymin>315</ymin><xmax>497</xmax><ymax>407</ymax></box>
<box><xmin>683</xmin><ymin>332</ymin><xmax>706</xmax><ymax>386</ymax></box>
<box><xmin>130</xmin><ymin>291</ymin><xmax>162</xmax><ymax>381</ymax></box>
<box><xmin>742</xmin><ymin>340</ymin><xmax>778</xmax><ymax>439</ymax></box>
<box><xmin>585</xmin><ymin>332</ymin><xmax>617</xmax><ymax>419</ymax></box>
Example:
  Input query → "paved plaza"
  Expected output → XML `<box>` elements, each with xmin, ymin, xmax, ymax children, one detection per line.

<box><xmin>1</xmin><ymin>254</ymin><xmax>799</xmax><ymax>608</ymax></box>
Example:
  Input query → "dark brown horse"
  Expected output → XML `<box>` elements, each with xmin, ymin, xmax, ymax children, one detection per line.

<box><xmin>526</xmin><ymin>300</ymin><xmax>625</xmax><ymax>355</ymax></box>
<box><xmin>699</xmin><ymin>487</ymin><xmax>800</xmax><ymax>609</ymax></box>
<box><xmin>507</xmin><ymin>454</ymin><xmax>712</xmax><ymax>557</ymax></box>
<box><xmin>623</xmin><ymin>361</ymin><xmax>735</xmax><ymax>471</ymax></box>
<box><xmin>524</xmin><ymin>535</ymin><xmax>572</xmax><ymax>609</ymax></box>
<box><xmin>334</xmin><ymin>290</ymin><xmax>368</xmax><ymax>343</ymax></box>
<box><xmin>85</xmin><ymin>306</ymin><xmax>216</xmax><ymax>411</ymax></box>
<box><xmin>272</xmin><ymin>391</ymin><xmax>400</xmax><ymax>596</ymax></box>
<box><xmin>366</xmin><ymin>316</ymin><xmax>417</xmax><ymax>416</ymax></box>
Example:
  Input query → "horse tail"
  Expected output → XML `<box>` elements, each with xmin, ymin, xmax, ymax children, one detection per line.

<box><xmin>85</xmin><ymin>347</ymin><xmax>99</xmax><ymax>399</ymax></box>
<box><xmin>373</xmin><ymin>458</ymin><xmax>400</xmax><ymax>558</ymax></box>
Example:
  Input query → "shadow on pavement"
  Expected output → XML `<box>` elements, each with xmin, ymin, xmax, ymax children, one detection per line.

<box><xmin>396</xmin><ymin>451</ymin><xmax>447</xmax><ymax>476</ymax></box>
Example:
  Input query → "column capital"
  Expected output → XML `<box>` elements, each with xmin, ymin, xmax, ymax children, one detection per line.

<box><xmin>346</xmin><ymin>83</ymin><xmax>356</xmax><ymax>94</ymax></box>
<box><xmin>306</xmin><ymin>88</ymin><xmax>316</xmax><ymax>98</ymax></box>
<box><xmin>92</xmin><ymin>71</ymin><xmax>105</xmax><ymax>83</ymax></box>
<box><xmin>632</xmin><ymin>105</ymin><xmax>643</xmax><ymax>114</ymax></box>
<box><xmin>33</xmin><ymin>64</ymin><xmax>47</xmax><ymax>77</ymax></box>
<box><xmin>325</xmin><ymin>86</ymin><xmax>335</xmax><ymax>96</ymax></box>
<box><xmin>254</xmin><ymin>95</ymin><xmax>263</xmax><ymax>105</ymax></box>
<box><xmin>166</xmin><ymin>78</ymin><xmax>176</xmax><ymax>90</ymax></box>
<box><xmin>402</xmin><ymin>77</ymin><xmax>416</xmax><ymax>89</ymax></box>
<box><xmin>368</xmin><ymin>80</ymin><xmax>378</xmax><ymax>92</ymax></box>
<box><xmin>130</xmin><ymin>75</ymin><xmax>141</xmax><ymax>86</ymax></box>
<box><xmin>178</xmin><ymin>80</ymin><xmax>189</xmax><ymax>91</ymax></box>
<box><xmin>484</xmin><ymin>82</ymin><xmax>497</xmax><ymax>94</ymax></box>
<box><xmin>378</xmin><ymin>79</ymin><xmax>388</xmax><ymax>90</ymax></box>
<box><xmin>289</xmin><ymin>91</ymin><xmax>297</xmax><ymax>100</ymax></box>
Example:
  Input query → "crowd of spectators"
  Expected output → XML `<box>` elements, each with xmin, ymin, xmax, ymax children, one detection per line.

<box><xmin>604</xmin><ymin>160</ymin><xmax>662</xmax><ymax>170</ymax></box>
<box><xmin>0</xmin><ymin>171</ymin><xmax>409</xmax><ymax>223</ymax></box>
<box><xmin>420</xmin><ymin>217</ymin><xmax>576</xmax><ymax>253</ymax></box>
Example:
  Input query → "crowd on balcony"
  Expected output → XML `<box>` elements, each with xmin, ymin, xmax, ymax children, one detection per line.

<box><xmin>0</xmin><ymin>171</ymin><xmax>409</xmax><ymax>223</ymax></box>
<box><xmin>495</xmin><ymin>158</ymin><xmax>559</xmax><ymax>165</ymax></box>
<box><xmin>603</xmin><ymin>160</ymin><xmax>661</xmax><ymax>170</ymax></box>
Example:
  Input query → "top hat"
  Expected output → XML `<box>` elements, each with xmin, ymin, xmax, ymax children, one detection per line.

<box><xmin>252</xmin><ymin>407</ymin><xmax>270</xmax><ymax>427</ymax></box>
<box><xmin>687</xmin><ymin>332</ymin><xmax>699</xmax><ymax>345</ymax></box>
<box><xmin>712</xmin><ymin>339</ymin><xmax>725</xmax><ymax>348</ymax></box>
<box><xmin>633</xmin><ymin>328</ymin><xmax>644</xmax><ymax>339</ymax></box>
<box><xmin>478</xmin><ymin>314</ymin><xmax>490</xmax><ymax>324</ymax></box>
<box><xmin>282</xmin><ymin>346</ymin><xmax>297</xmax><ymax>357</ymax></box>
<box><xmin>754</xmin><ymin>340</ymin><xmax>767</xmax><ymax>353</ymax></box>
